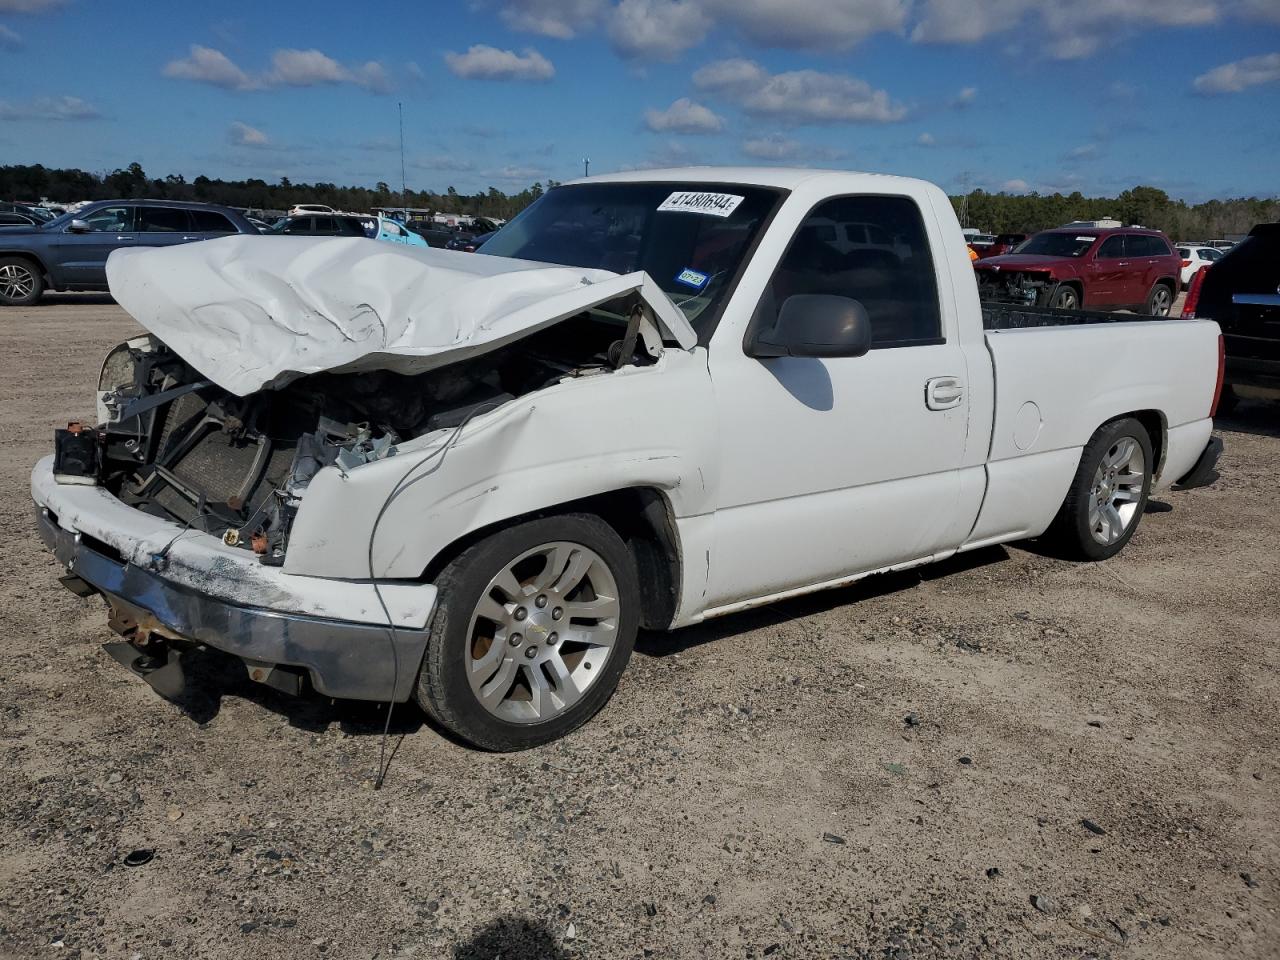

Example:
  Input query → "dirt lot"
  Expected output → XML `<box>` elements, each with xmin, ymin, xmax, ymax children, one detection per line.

<box><xmin>1</xmin><ymin>295</ymin><xmax>1277</xmax><ymax>960</ymax></box>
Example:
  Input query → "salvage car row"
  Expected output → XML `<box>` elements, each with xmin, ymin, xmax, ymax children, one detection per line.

<box><xmin>0</xmin><ymin>198</ymin><xmax>496</xmax><ymax>306</ymax></box>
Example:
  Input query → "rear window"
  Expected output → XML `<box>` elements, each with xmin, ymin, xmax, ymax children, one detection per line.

<box><xmin>1129</xmin><ymin>235</ymin><xmax>1171</xmax><ymax>256</ymax></box>
<box><xmin>190</xmin><ymin>210</ymin><xmax>236</xmax><ymax>233</ymax></box>
<box><xmin>137</xmin><ymin>207</ymin><xmax>189</xmax><ymax>232</ymax></box>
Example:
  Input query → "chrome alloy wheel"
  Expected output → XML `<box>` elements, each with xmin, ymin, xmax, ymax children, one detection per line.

<box><xmin>1088</xmin><ymin>437</ymin><xmax>1146</xmax><ymax>545</ymax></box>
<box><xmin>1150</xmin><ymin>286</ymin><xmax>1172</xmax><ymax>316</ymax></box>
<box><xmin>466</xmin><ymin>541</ymin><xmax>620</xmax><ymax>724</ymax></box>
<box><xmin>0</xmin><ymin>263</ymin><xmax>35</xmax><ymax>301</ymax></box>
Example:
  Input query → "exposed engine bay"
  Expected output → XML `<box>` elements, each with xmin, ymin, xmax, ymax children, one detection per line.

<box><xmin>976</xmin><ymin>268</ymin><xmax>1061</xmax><ymax>306</ymax></box>
<box><xmin>55</xmin><ymin>312</ymin><xmax>645</xmax><ymax>566</ymax></box>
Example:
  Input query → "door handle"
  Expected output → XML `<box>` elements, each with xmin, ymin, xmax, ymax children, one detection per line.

<box><xmin>925</xmin><ymin>376</ymin><xmax>964</xmax><ymax>411</ymax></box>
<box><xmin>115</xmin><ymin>235</ymin><xmax>135</xmax><ymax>242</ymax></box>
<box><xmin>181</xmin><ymin>235</ymin><xmax>199</xmax><ymax>241</ymax></box>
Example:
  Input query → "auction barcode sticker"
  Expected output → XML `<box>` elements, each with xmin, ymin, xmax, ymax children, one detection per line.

<box><xmin>657</xmin><ymin>191</ymin><xmax>745</xmax><ymax>218</ymax></box>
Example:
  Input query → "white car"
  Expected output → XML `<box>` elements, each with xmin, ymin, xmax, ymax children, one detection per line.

<box><xmin>33</xmin><ymin>168</ymin><xmax>1224</xmax><ymax>751</ymax></box>
<box><xmin>1177</xmin><ymin>244</ymin><xmax>1223</xmax><ymax>287</ymax></box>
<box><xmin>287</xmin><ymin>203</ymin><xmax>336</xmax><ymax>217</ymax></box>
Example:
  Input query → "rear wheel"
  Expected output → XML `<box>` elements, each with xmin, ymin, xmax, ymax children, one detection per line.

<box><xmin>1042</xmin><ymin>417</ymin><xmax>1153</xmax><ymax>561</ymax></box>
<box><xmin>1145</xmin><ymin>283</ymin><xmax>1174</xmax><ymax>317</ymax></box>
<box><xmin>415</xmin><ymin>514</ymin><xmax>640</xmax><ymax>751</ymax></box>
<box><xmin>0</xmin><ymin>257</ymin><xmax>44</xmax><ymax>306</ymax></box>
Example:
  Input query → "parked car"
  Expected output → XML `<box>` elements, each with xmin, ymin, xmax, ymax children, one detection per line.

<box><xmin>32</xmin><ymin>168</ymin><xmax>1222</xmax><ymax>750</ymax></box>
<box><xmin>246</xmin><ymin>217</ymin><xmax>273</xmax><ymax>233</ymax></box>
<box><xmin>287</xmin><ymin>203</ymin><xmax>337</xmax><ymax>217</ymax></box>
<box><xmin>0</xmin><ymin>199</ymin><xmax>258</xmax><ymax>306</ymax></box>
<box><xmin>374</xmin><ymin>215</ymin><xmax>428</xmax><ymax>247</ymax></box>
<box><xmin>0</xmin><ymin>211</ymin><xmax>44</xmax><ymax>227</ymax></box>
<box><xmin>1206</xmin><ymin>239</ymin><xmax>1237</xmax><ymax>251</ymax></box>
<box><xmin>983</xmin><ymin>233</ymin><xmax>1028</xmax><ymax>258</ymax></box>
<box><xmin>974</xmin><ymin>226</ymin><xmax>1182</xmax><ymax>314</ymax></box>
<box><xmin>1</xmin><ymin>201</ymin><xmax>55</xmax><ymax>223</ymax></box>
<box><xmin>1181</xmin><ymin>223</ymin><xmax>1280</xmax><ymax>410</ymax></box>
<box><xmin>406</xmin><ymin>222</ymin><xmax>462</xmax><ymax>248</ymax></box>
<box><xmin>1176</xmin><ymin>244</ymin><xmax>1223</xmax><ymax>288</ymax></box>
<box><xmin>268</xmin><ymin>214</ymin><xmax>375</xmax><ymax>238</ymax></box>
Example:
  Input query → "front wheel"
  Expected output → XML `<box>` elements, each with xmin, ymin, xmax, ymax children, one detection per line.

<box><xmin>1042</xmin><ymin>417</ymin><xmax>1153</xmax><ymax>561</ymax></box>
<box><xmin>0</xmin><ymin>257</ymin><xmax>44</xmax><ymax>306</ymax></box>
<box><xmin>415</xmin><ymin>514</ymin><xmax>640</xmax><ymax>751</ymax></box>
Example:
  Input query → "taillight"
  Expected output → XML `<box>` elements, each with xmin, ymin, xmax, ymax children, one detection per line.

<box><xmin>1182</xmin><ymin>265</ymin><xmax>1208</xmax><ymax>318</ymax></box>
<box><xmin>1181</xmin><ymin>259</ymin><xmax>1191</xmax><ymax>268</ymax></box>
<box><xmin>1210</xmin><ymin>333</ymin><xmax>1225</xmax><ymax>418</ymax></box>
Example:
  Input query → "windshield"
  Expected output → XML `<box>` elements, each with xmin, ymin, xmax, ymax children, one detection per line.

<box><xmin>479</xmin><ymin>182</ymin><xmax>783</xmax><ymax>328</ymax></box>
<box><xmin>1015</xmin><ymin>232</ymin><xmax>1097</xmax><ymax>257</ymax></box>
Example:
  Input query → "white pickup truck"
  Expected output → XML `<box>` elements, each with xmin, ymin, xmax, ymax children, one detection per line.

<box><xmin>32</xmin><ymin>168</ymin><xmax>1224</xmax><ymax>750</ymax></box>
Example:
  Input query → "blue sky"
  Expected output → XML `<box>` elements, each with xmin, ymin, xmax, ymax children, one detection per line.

<box><xmin>1</xmin><ymin>0</ymin><xmax>1278</xmax><ymax>201</ymax></box>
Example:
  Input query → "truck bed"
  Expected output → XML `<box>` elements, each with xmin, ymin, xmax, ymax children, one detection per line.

<box><xmin>982</xmin><ymin>302</ymin><xmax>1155</xmax><ymax>330</ymax></box>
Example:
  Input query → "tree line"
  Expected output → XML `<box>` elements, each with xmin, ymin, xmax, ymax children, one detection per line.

<box><xmin>2</xmin><ymin>162</ymin><xmax>1276</xmax><ymax>240</ymax></box>
<box><xmin>952</xmin><ymin>185</ymin><xmax>1279</xmax><ymax>241</ymax></box>
<box><xmin>0</xmin><ymin>163</ymin><xmax>556</xmax><ymax>221</ymax></box>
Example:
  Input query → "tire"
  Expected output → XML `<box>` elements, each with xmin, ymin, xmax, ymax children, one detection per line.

<box><xmin>1144</xmin><ymin>282</ymin><xmax>1174</xmax><ymax>317</ymax></box>
<box><xmin>1050</xmin><ymin>284</ymin><xmax>1080</xmax><ymax>310</ymax></box>
<box><xmin>1042</xmin><ymin>417</ymin><xmax>1154</xmax><ymax>561</ymax></box>
<box><xmin>415</xmin><ymin>513</ymin><xmax>640</xmax><ymax>751</ymax></box>
<box><xmin>0</xmin><ymin>256</ymin><xmax>44</xmax><ymax>306</ymax></box>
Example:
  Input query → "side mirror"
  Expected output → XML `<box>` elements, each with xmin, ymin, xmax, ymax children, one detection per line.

<box><xmin>67</xmin><ymin>219</ymin><xmax>90</xmax><ymax>233</ymax></box>
<box><xmin>747</xmin><ymin>294</ymin><xmax>873</xmax><ymax>359</ymax></box>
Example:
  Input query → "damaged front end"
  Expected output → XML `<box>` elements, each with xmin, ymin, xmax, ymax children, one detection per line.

<box><xmin>976</xmin><ymin>268</ymin><xmax>1061</xmax><ymax>307</ymax></box>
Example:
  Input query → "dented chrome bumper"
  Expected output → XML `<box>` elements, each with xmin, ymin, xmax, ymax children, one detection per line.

<box><xmin>32</xmin><ymin>456</ymin><xmax>434</xmax><ymax>702</ymax></box>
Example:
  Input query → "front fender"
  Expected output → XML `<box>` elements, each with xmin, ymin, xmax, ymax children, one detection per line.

<box><xmin>283</xmin><ymin>349</ymin><xmax>717</xmax><ymax>580</ymax></box>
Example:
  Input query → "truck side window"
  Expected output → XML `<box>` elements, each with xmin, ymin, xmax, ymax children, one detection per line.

<box><xmin>1097</xmin><ymin>236</ymin><xmax>1126</xmax><ymax>259</ymax></box>
<box><xmin>760</xmin><ymin>195</ymin><xmax>942</xmax><ymax>348</ymax></box>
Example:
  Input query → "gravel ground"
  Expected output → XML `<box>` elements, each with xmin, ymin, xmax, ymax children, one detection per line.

<box><xmin>1</xmin><ymin>295</ymin><xmax>1277</xmax><ymax>960</ymax></box>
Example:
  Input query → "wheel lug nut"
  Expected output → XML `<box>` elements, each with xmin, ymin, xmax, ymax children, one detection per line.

<box><xmin>535</xmin><ymin>595</ymin><xmax>548</xmax><ymax>609</ymax></box>
<box><xmin>509</xmin><ymin>633</ymin><xmax>522</xmax><ymax>646</ymax></box>
<box><xmin>524</xmin><ymin>646</ymin><xmax>538</xmax><ymax>659</ymax></box>
<box><xmin>552</xmin><ymin>607</ymin><xmax>563</xmax><ymax>620</ymax></box>
<box><xmin>547</xmin><ymin>632</ymin><xmax>558</xmax><ymax>645</ymax></box>
<box><xmin>514</xmin><ymin>606</ymin><xmax>527</xmax><ymax>621</ymax></box>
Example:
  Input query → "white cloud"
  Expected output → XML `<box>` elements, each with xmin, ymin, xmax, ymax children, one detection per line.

<box><xmin>912</xmin><ymin>0</ymin><xmax>1220</xmax><ymax>58</ymax></box>
<box><xmin>706</xmin><ymin>0</ymin><xmax>908</xmax><ymax>50</ymax></box>
<box><xmin>163</xmin><ymin>45</ymin><xmax>257</xmax><ymax>91</ymax></box>
<box><xmin>0</xmin><ymin>94</ymin><xmax>99</xmax><ymax>120</ymax></box>
<box><xmin>1193</xmin><ymin>51</ymin><xmax>1280</xmax><ymax>93</ymax></box>
<box><xmin>1001</xmin><ymin>178</ymin><xmax>1030</xmax><ymax>193</ymax></box>
<box><xmin>227</xmin><ymin>120</ymin><xmax>269</xmax><ymax>147</ymax></box>
<box><xmin>608</xmin><ymin>0</ymin><xmax>710</xmax><ymax>60</ymax></box>
<box><xmin>951</xmin><ymin>85</ymin><xmax>977</xmax><ymax>107</ymax></box>
<box><xmin>0</xmin><ymin>24</ymin><xmax>22</xmax><ymax>48</ymax></box>
<box><xmin>643</xmin><ymin>97</ymin><xmax>724</xmax><ymax>133</ymax></box>
<box><xmin>742</xmin><ymin>134</ymin><xmax>844</xmax><ymax>162</ymax></box>
<box><xmin>497</xmin><ymin>0</ymin><xmax>605</xmax><ymax>38</ymax></box>
<box><xmin>163</xmin><ymin>45</ymin><xmax>393</xmax><ymax>93</ymax></box>
<box><xmin>414</xmin><ymin>154</ymin><xmax>476</xmax><ymax>172</ymax></box>
<box><xmin>694</xmin><ymin>57</ymin><xmax>906</xmax><ymax>124</ymax></box>
<box><xmin>0</xmin><ymin>0</ymin><xmax>63</xmax><ymax>11</ymax></box>
<box><xmin>444</xmin><ymin>44</ymin><xmax>555</xmax><ymax>82</ymax></box>
<box><xmin>484</xmin><ymin>164</ymin><xmax>551</xmax><ymax>182</ymax></box>
<box><xmin>1065</xmin><ymin>143</ymin><xmax>1101</xmax><ymax>161</ymax></box>
<box><xmin>916</xmin><ymin>131</ymin><xmax>936</xmax><ymax>146</ymax></box>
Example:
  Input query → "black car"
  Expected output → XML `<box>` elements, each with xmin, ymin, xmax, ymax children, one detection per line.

<box><xmin>0</xmin><ymin>199</ymin><xmax>258</xmax><ymax>306</ymax></box>
<box><xmin>0</xmin><ymin>211</ymin><xmax>43</xmax><ymax>227</ymax></box>
<box><xmin>268</xmin><ymin>214</ymin><xmax>376</xmax><ymax>238</ymax></box>
<box><xmin>1184</xmin><ymin>222</ymin><xmax>1280</xmax><ymax>410</ymax></box>
<box><xmin>0</xmin><ymin>201</ymin><xmax>55</xmax><ymax>224</ymax></box>
<box><xmin>405</xmin><ymin>222</ymin><xmax>460</xmax><ymax>248</ymax></box>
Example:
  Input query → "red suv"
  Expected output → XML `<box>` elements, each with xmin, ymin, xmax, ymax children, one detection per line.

<box><xmin>974</xmin><ymin>227</ymin><xmax>1181</xmax><ymax>315</ymax></box>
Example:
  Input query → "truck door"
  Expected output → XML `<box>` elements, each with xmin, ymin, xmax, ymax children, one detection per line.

<box><xmin>1088</xmin><ymin>234</ymin><xmax>1128</xmax><ymax>306</ymax></box>
<box><xmin>704</xmin><ymin>193</ymin><xmax>975</xmax><ymax>609</ymax></box>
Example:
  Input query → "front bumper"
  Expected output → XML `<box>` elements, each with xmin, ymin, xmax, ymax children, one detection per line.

<box><xmin>1175</xmin><ymin>436</ymin><xmax>1223</xmax><ymax>490</ymax></box>
<box><xmin>32</xmin><ymin>456</ymin><xmax>435</xmax><ymax>702</ymax></box>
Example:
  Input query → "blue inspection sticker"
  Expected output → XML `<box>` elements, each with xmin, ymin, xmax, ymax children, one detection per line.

<box><xmin>674</xmin><ymin>267</ymin><xmax>710</xmax><ymax>291</ymax></box>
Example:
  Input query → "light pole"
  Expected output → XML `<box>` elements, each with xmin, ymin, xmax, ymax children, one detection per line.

<box><xmin>583</xmin><ymin>157</ymin><xmax>590</xmax><ymax>178</ymax></box>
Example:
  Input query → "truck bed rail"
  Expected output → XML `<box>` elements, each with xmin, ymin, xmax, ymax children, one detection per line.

<box><xmin>982</xmin><ymin>303</ymin><xmax>1157</xmax><ymax>331</ymax></box>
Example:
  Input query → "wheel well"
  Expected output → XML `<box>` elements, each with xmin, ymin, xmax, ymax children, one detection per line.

<box><xmin>1058</xmin><ymin>279</ymin><xmax>1083</xmax><ymax>304</ymax></box>
<box><xmin>420</xmin><ymin>487</ymin><xmax>681</xmax><ymax>631</ymax></box>
<box><xmin>1124</xmin><ymin>409</ymin><xmax>1167</xmax><ymax>478</ymax></box>
<box><xmin>0</xmin><ymin>251</ymin><xmax>48</xmax><ymax>280</ymax></box>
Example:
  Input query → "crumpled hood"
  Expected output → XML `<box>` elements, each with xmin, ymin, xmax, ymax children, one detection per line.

<box><xmin>975</xmin><ymin>254</ymin><xmax>1075</xmax><ymax>272</ymax></box>
<box><xmin>106</xmin><ymin>235</ymin><xmax>696</xmax><ymax>396</ymax></box>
